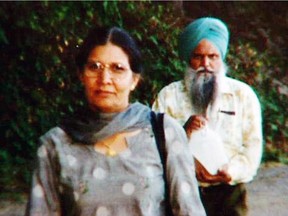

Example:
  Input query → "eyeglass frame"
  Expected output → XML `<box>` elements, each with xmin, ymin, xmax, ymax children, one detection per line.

<box><xmin>83</xmin><ymin>60</ymin><xmax>132</xmax><ymax>80</ymax></box>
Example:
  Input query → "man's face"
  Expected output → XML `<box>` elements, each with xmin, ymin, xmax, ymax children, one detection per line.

<box><xmin>185</xmin><ymin>39</ymin><xmax>225</xmax><ymax>114</ymax></box>
<box><xmin>190</xmin><ymin>39</ymin><xmax>223</xmax><ymax>74</ymax></box>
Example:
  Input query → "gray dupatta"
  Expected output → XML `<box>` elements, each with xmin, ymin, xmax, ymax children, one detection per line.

<box><xmin>60</xmin><ymin>102</ymin><xmax>151</xmax><ymax>144</ymax></box>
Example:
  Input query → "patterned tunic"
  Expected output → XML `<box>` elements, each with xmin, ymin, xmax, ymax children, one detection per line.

<box><xmin>152</xmin><ymin>77</ymin><xmax>263</xmax><ymax>185</ymax></box>
<box><xmin>26</xmin><ymin>113</ymin><xmax>206</xmax><ymax>216</ymax></box>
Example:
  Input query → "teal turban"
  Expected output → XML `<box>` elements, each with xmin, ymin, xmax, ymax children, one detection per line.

<box><xmin>178</xmin><ymin>17</ymin><xmax>229</xmax><ymax>64</ymax></box>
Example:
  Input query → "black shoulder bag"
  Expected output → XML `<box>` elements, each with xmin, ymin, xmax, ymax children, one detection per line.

<box><xmin>150</xmin><ymin>111</ymin><xmax>174</xmax><ymax>216</ymax></box>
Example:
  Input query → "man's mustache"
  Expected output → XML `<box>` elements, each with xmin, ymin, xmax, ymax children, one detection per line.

<box><xmin>197</xmin><ymin>69</ymin><xmax>214</xmax><ymax>74</ymax></box>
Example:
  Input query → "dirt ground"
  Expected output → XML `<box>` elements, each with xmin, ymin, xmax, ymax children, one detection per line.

<box><xmin>0</xmin><ymin>162</ymin><xmax>287</xmax><ymax>216</ymax></box>
<box><xmin>246</xmin><ymin>162</ymin><xmax>288</xmax><ymax>216</ymax></box>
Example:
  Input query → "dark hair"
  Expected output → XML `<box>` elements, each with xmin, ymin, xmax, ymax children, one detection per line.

<box><xmin>75</xmin><ymin>26</ymin><xmax>143</xmax><ymax>74</ymax></box>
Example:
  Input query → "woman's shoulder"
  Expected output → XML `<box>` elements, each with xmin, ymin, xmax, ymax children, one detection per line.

<box><xmin>151</xmin><ymin>111</ymin><xmax>184</xmax><ymax>130</ymax></box>
<box><xmin>163</xmin><ymin>113</ymin><xmax>181</xmax><ymax>126</ymax></box>
<box><xmin>39</xmin><ymin>126</ymin><xmax>70</xmax><ymax>145</ymax></box>
<box><xmin>155</xmin><ymin>113</ymin><xmax>190</xmax><ymax>158</ymax></box>
<box><xmin>40</xmin><ymin>126</ymin><xmax>66</xmax><ymax>138</ymax></box>
<box><xmin>161</xmin><ymin>113</ymin><xmax>188</xmax><ymax>141</ymax></box>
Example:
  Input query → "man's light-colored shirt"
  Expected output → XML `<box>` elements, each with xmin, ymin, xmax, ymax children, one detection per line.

<box><xmin>152</xmin><ymin>77</ymin><xmax>263</xmax><ymax>185</ymax></box>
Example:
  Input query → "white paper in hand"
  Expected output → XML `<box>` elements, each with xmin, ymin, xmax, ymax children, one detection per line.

<box><xmin>189</xmin><ymin>127</ymin><xmax>228</xmax><ymax>175</ymax></box>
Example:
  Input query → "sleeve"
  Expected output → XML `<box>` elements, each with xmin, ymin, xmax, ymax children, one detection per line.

<box><xmin>25</xmin><ymin>135</ymin><xmax>62</xmax><ymax>216</ymax></box>
<box><xmin>227</xmin><ymin>88</ymin><xmax>263</xmax><ymax>184</ymax></box>
<box><xmin>163</xmin><ymin>115</ymin><xmax>206</xmax><ymax>216</ymax></box>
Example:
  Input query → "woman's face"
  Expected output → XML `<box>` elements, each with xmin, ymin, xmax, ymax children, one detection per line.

<box><xmin>80</xmin><ymin>43</ymin><xmax>140</xmax><ymax>113</ymax></box>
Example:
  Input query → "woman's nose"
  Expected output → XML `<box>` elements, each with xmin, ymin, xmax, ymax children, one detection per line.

<box><xmin>98</xmin><ymin>68</ymin><xmax>113</xmax><ymax>83</ymax></box>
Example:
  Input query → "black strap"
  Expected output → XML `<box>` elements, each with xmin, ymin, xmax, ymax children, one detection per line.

<box><xmin>150</xmin><ymin>111</ymin><xmax>173</xmax><ymax>216</ymax></box>
<box><xmin>151</xmin><ymin>111</ymin><xmax>166</xmax><ymax>163</ymax></box>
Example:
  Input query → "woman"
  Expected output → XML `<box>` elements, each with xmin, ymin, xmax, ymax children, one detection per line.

<box><xmin>26</xmin><ymin>27</ymin><xmax>206</xmax><ymax>216</ymax></box>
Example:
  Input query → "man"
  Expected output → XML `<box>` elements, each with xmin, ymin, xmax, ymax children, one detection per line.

<box><xmin>152</xmin><ymin>17</ymin><xmax>263</xmax><ymax>216</ymax></box>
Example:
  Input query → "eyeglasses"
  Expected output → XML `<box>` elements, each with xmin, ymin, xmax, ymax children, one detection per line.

<box><xmin>84</xmin><ymin>61</ymin><xmax>130</xmax><ymax>80</ymax></box>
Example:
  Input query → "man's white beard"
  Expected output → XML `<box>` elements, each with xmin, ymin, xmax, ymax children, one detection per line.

<box><xmin>184</xmin><ymin>64</ymin><xmax>227</xmax><ymax>115</ymax></box>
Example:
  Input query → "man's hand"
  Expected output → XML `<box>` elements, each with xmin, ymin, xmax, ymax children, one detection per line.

<box><xmin>194</xmin><ymin>159</ymin><xmax>231</xmax><ymax>184</ymax></box>
<box><xmin>183</xmin><ymin>115</ymin><xmax>207</xmax><ymax>138</ymax></box>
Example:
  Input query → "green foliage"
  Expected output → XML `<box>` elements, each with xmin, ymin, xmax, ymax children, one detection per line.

<box><xmin>227</xmin><ymin>42</ymin><xmax>287</xmax><ymax>163</ymax></box>
<box><xmin>0</xmin><ymin>0</ymin><xmax>184</xmax><ymax>193</ymax></box>
<box><xmin>0</xmin><ymin>1</ymin><xmax>287</xmax><ymax>194</ymax></box>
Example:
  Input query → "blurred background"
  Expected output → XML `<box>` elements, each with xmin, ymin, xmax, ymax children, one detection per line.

<box><xmin>0</xmin><ymin>0</ymin><xmax>287</xmax><ymax>202</ymax></box>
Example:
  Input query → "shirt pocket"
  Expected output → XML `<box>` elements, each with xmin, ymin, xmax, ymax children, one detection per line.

<box><xmin>217</xmin><ymin>108</ymin><xmax>238</xmax><ymax>146</ymax></box>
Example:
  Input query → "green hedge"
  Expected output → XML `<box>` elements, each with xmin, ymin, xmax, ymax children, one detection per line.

<box><xmin>0</xmin><ymin>1</ymin><xmax>287</xmax><ymax>193</ymax></box>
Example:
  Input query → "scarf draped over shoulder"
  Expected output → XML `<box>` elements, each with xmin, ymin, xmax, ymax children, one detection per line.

<box><xmin>60</xmin><ymin>102</ymin><xmax>151</xmax><ymax>144</ymax></box>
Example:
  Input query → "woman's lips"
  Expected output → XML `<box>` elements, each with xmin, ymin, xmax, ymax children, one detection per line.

<box><xmin>95</xmin><ymin>90</ymin><xmax>114</xmax><ymax>96</ymax></box>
